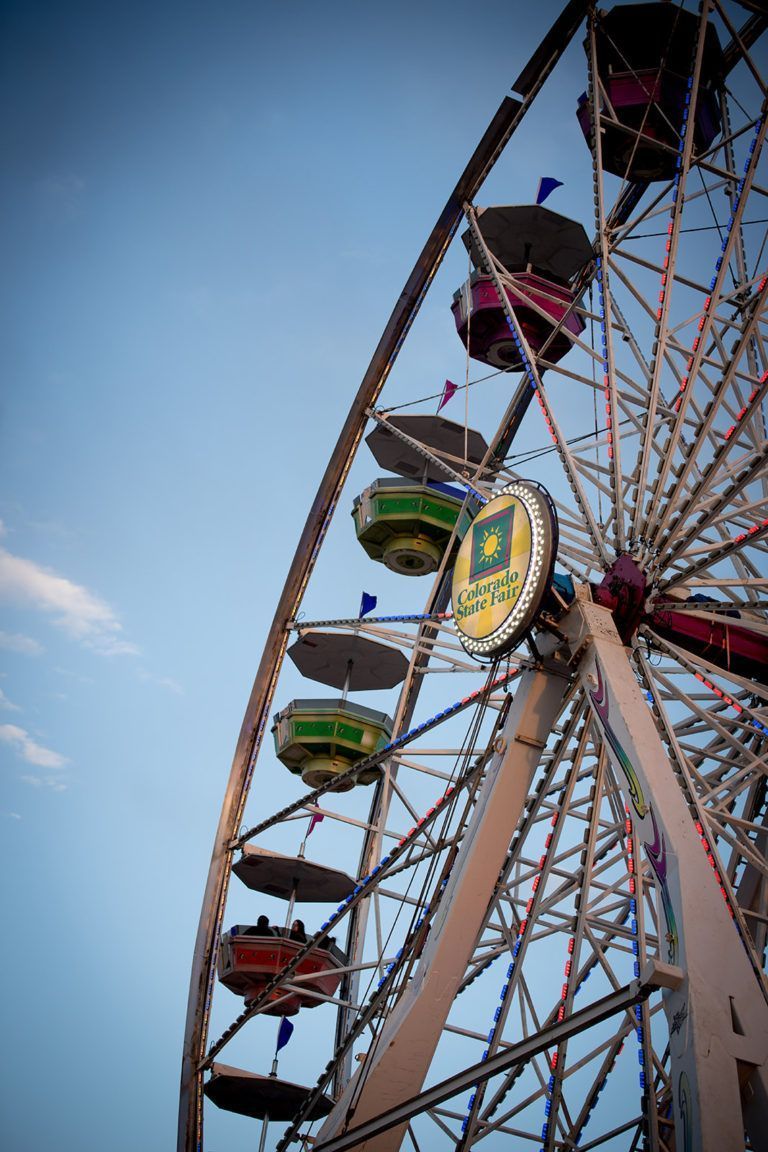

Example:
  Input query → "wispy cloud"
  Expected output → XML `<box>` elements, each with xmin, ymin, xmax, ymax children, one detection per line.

<box><xmin>35</xmin><ymin>171</ymin><xmax>86</xmax><ymax>220</ymax></box>
<box><xmin>0</xmin><ymin>630</ymin><xmax>43</xmax><ymax>655</ymax></box>
<box><xmin>53</xmin><ymin>666</ymin><xmax>94</xmax><ymax>686</ymax></box>
<box><xmin>0</xmin><ymin>723</ymin><xmax>68</xmax><ymax>769</ymax></box>
<box><xmin>0</xmin><ymin>546</ymin><xmax>138</xmax><ymax>656</ymax></box>
<box><xmin>20</xmin><ymin>774</ymin><xmax>68</xmax><ymax>793</ymax></box>
<box><xmin>0</xmin><ymin>688</ymin><xmax>21</xmax><ymax>712</ymax></box>
<box><xmin>137</xmin><ymin>668</ymin><xmax>184</xmax><ymax>695</ymax></box>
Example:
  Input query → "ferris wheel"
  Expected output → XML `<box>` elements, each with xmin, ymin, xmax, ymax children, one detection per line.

<box><xmin>179</xmin><ymin>3</ymin><xmax>768</xmax><ymax>1150</ymax></box>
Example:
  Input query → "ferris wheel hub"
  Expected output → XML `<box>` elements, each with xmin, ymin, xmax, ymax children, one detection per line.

<box><xmin>592</xmin><ymin>555</ymin><xmax>648</xmax><ymax>644</ymax></box>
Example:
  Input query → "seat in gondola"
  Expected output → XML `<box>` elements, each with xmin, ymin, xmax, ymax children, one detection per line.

<box><xmin>217</xmin><ymin>925</ymin><xmax>347</xmax><ymax>1016</ymax></box>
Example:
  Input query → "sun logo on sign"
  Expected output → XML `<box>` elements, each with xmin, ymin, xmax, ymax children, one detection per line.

<box><xmin>479</xmin><ymin>528</ymin><xmax>503</xmax><ymax>567</ymax></box>
<box><xmin>468</xmin><ymin>504</ymin><xmax>515</xmax><ymax>581</ymax></box>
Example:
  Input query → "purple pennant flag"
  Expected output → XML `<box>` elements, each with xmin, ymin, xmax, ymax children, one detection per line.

<box><xmin>437</xmin><ymin>379</ymin><xmax>458</xmax><ymax>412</ymax></box>
<box><xmin>307</xmin><ymin>807</ymin><xmax>325</xmax><ymax>837</ymax></box>
<box><xmin>276</xmin><ymin>1017</ymin><xmax>294</xmax><ymax>1052</ymax></box>
<box><xmin>359</xmin><ymin>591</ymin><xmax>377</xmax><ymax>618</ymax></box>
<box><xmin>536</xmin><ymin>177</ymin><xmax>564</xmax><ymax>205</ymax></box>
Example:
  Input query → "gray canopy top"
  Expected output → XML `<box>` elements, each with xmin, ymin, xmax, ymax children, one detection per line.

<box><xmin>366</xmin><ymin>413</ymin><xmax>490</xmax><ymax>482</ymax></box>
<box><xmin>462</xmin><ymin>205</ymin><xmax>593</xmax><ymax>283</ymax></box>
<box><xmin>288</xmin><ymin>629</ymin><xmax>409</xmax><ymax>691</ymax></box>
<box><xmin>233</xmin><ymin>844</ymin><xmax>356</xmax><ymax>903</ymax></box>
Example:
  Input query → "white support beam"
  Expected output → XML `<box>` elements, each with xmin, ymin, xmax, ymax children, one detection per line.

<box><xmin>564</xmin><ymin>591</ymin><xmax>768</xmax><ymax>1152</ymax></box>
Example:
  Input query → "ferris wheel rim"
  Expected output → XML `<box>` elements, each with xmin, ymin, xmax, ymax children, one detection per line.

<box><xmin>181</xmin><ymin>4</ymin><xmax>768</xmax><ymax>1150</ymax></box>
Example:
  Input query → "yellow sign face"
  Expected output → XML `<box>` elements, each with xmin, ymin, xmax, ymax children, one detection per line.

<box><xmin>451</xmin><ymin>482</ymin><xmax>556</xmax><ymax>657</ymax></box>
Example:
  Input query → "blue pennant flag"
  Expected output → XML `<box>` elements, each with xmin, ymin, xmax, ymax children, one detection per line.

<box><xmin>359</xmin><ymin>591</ymin><xmax>377</xmax><ymax>618</ymax></box>
<box><xmin>276</xmin><ymin>1017</ymin><xmax>294</xmax><ymax>1052</ymax></box>
<box><xmin>536</xmin><ymin>177</ymin><xmax>564</xmax><ymax>205</ymax></box>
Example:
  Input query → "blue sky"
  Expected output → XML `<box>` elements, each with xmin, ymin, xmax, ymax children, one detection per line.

<box><xmin>0</xmin><ymin>2</ymin><xmax>594</xmax><ymax>1149</ymax></box>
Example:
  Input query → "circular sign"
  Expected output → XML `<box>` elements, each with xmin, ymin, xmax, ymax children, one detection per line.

<box><xmin>451</xmin><ymin>481</ymin><xmax>558</xmax><ymax>658</ymax></box>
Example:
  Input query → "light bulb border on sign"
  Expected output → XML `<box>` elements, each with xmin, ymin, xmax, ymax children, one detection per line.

<box><xmin>452</xmin><ymin>481</ymin><xmax>558</xmax><ymax>659</ymax></box>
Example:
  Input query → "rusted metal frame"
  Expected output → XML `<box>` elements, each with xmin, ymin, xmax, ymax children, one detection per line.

<box><xmin>640</xmin><ymin>102</ymin><xmax>768</xmax><ymax>556</ymax></box>
<box><xmin>586</xmin><ymin>7</ymin><xmax>626</xmax><ymax>551</ymax></box>
<box><xmin>651</xmin><ymin>281</ymin><xmax>768</xmax><ymax>561</ymax></box>
<box><xmin>178</xmin><ymin>70</ymin><xmax>548</xmax><ymax>1151</ymax></box>
<box><xmin>464</xmin><ymin>204</ymin><xmax>609</xmax><ymax>566</ymax></box>
<box><xmin>629</xmin><ymin>0</ymin><xmax>717</xmax><ymax>546</ymax></box>
<box><xmin>457</xmin><ymin>719</ymin><xmax>592</xmax><ymax>1150</ymax></box>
